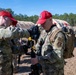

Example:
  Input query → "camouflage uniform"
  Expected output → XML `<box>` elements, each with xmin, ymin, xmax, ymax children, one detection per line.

<box><xmin>0</xmin><ymin>26</ymin><xmax>30</xmax><ymax>75</ymax></box>
<box><xmin>35</xmin><ymin>26</ymin><xmax>65</xmax><ymax>75</ymax></box>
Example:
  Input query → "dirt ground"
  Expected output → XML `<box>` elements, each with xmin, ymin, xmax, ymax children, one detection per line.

<box><xmin>64</xmin><ymin>47</ymin><xmax>76</xmax><ymax>75</ymax></box>
<box><xmin>14</xmin><ymin>47</ymin><xmax>76</xmax><ymax>75</ymax></box>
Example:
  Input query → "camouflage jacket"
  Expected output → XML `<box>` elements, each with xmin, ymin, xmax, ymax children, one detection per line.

<box><xmin>0</xmin><ymin>26</ymin><xmax>30</xmax><ymax>64</ymax></box>
<box><xmin>35</xmin><ymin>26</ymin><xmax>65</xmax><ymax>68</ymax></box>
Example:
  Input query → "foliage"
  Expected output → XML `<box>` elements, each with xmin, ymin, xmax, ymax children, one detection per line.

<box><xmin>0</xmin><ymin>8</ymin><xmax>76</xmax><ymax>26</ymax></box>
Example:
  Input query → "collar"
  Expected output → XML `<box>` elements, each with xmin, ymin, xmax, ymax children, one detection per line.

<box><xmin>46</xmin><ymin>24</ymin><xmax>56</xmax><ymax>33</ymax></box>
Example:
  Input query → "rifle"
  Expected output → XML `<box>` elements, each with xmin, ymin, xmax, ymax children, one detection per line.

<box><xmin>29</xmin><ymin>63</ymin><xmax>43</xmax><ymax>75</ymax></box>
<box><xmin>17</xmin><ymin>25</ymin><xmax>41</xmax><ymax>65</ymax></box>
<box><xmin>27</xmin><ymin>37</ymin><xmax>43</xmax><ymax>75</ymax></box>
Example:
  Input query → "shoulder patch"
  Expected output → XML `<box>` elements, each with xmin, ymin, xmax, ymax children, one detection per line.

<box><xmin>57</xmin><ymin>37</ymin><xmax>63</xmax><ymax>47</ymax></box>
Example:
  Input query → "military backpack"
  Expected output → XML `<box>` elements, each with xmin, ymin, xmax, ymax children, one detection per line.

<box><xmin>50</xmin><ymin>27</ymin><xmax>75</xmax><ymax>59</ymax></box>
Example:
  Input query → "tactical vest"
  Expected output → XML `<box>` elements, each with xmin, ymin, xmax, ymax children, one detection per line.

<box><xmin>39</xmin><ymin>26</ymin><xmax>58</xmax><ymax>56</ymax></box>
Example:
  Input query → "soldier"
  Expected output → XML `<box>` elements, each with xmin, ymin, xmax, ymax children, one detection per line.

<box><xmin>0</xmin><ymin>10</ymin><xmax>30</xmax><ymax>75</ymax></box>
<box><xmin>31</xmin><ymin>10</ymin><xmax>66</xmax><ymax>75</ymax></box>
<box><xmin>0</xmin><ymin>10</ymin><xmax>65</xmax><ymax>75</ymax></box>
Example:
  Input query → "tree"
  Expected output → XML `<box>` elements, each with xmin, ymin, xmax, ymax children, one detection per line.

<box><xmin>5</xmin><ymin>8</ymin><xmax>14</xmax><ymax>16</ymax></box>
<box><xmin>0</xmin><ymin>7</ymin><xmax>76</xmax><ymax>26</ymax></box>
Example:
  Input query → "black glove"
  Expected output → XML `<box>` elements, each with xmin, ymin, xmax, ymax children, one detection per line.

<box><xmin>31</xmin><ymin>50</ymin><xmax>36</xmax><ymax>58</ymax></box>
<box><xmin>21</xmin><ymin>45</ymin><xmax>28</xmax><ymax>54</ymax></box>
<box><xmin>27</xmin><ymin>40</ymin><xmax>34</xmax><ymax>48</ymax></box>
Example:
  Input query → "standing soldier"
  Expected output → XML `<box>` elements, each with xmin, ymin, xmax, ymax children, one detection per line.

<box><xmin>0</xmin><ymin>10</ymin><xmax>30</xmax><ymax>75</ymax></box>
<box><xmin>0</xmin><ymin>10</ymin><xmax>65</xmax><ymax>75</ymax></box>
<box><xmin>30</xmin><ymin>10</ymin><xmax>66</xmax><ymax>75</ymax></box>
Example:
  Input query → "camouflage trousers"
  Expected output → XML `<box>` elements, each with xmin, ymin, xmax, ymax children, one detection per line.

<box><xmin>0</xmin><ymin>48</ymin><xmax>13</xmax><ymax>75</ymax></box>
<box><xmin>41</xmin><ymin>63</ymin><xmax>64</xmax><ymax>75</ymax></box>
<box><xmin>42</xmin><ymin>68</ymin><xmax>64</xmax><ymax>75</ymax></box>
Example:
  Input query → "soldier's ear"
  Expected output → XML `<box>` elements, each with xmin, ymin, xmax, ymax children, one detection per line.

<box><xmin>49</xmin><ymin>17</ymin><xmax>52</xmax><ymax>21</ymax></box>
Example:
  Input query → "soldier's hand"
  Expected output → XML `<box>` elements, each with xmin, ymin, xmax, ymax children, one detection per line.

<box><xmin>31</xmin><ymin>57</ymin><xmax>38</xmax><ymax>65</ymax></box>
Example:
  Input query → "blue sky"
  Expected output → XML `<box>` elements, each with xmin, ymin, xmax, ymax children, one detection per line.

<box><xmin>0</xmin><ymin>0</ymin><xmax>76</xmax><ymax>16</ymax></box>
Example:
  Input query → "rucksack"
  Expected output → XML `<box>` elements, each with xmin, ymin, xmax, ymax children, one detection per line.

<box><xmin>50</xmin><ymin>28</ymin><xmax>75</xmax><ymax>59</ymax></box>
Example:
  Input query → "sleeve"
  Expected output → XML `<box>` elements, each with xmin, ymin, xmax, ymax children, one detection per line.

<box><xmin>35</xmin><ymin>35</ymin><xmax>44</xmax><ymax>56</ymax></box>
<box><xmin>38</xmin><ymin>32</ymin><xmax>65</xmax><ymax>63</ymax></box>
<box><xmin>10</xmin><ymin>26</ymin><xmax>30</xmax><ymax>39</ymax></box>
